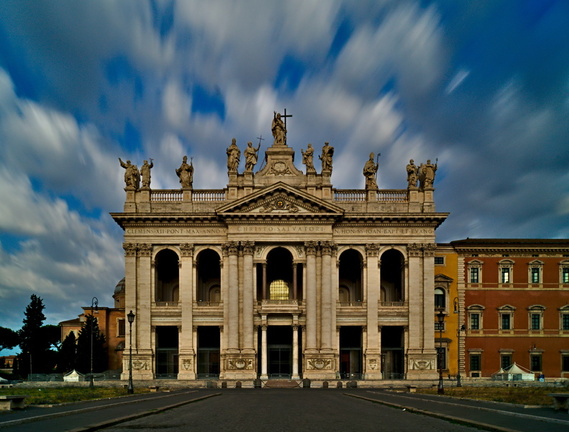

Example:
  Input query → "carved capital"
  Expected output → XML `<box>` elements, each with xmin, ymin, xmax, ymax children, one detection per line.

<box><xmin>138</xmin><ymin>243</ymin><xmax>152</xmax><ymax>257</ymax></box>
<box><xmin>241</xmin><ymin>241</ymin><xmax>255</xmax><ymax>255</ymax></box>
<box><xmin>366</xmin><ymin>243</ymin><xmax>380</xmax><ymax>257</ymax></box>
<box><xmin>305</xmin><ymin>241</ymin><xmax>318</xmax><ymax>256</ymax></box>
<box><xmin>423</xmin><ymin>243</ymin><xmax>437</xmax><ymax>257</ymax></box>
<box><xmin>320</xmin><ymin>241</ymin><xmax>336</xmax><ymax>255</ymax></box>
<box><xmin>180</xmin><ymin>243</ymin><xmax>194</xmax><ymax>257</ymax></box>
<box><xmin>223</xmin><ymin>241</ymin><xmax>239</xmax><ymax>256</ymax></box>
<box><xmin>123</xmin><ymin>242</ymin><xmax>137</xmax><ymax>257</ymax></box>
<box><xmin>408</xmin><ymin>243</ymin><xmax>422</xmax><ymax>257</ymax></box>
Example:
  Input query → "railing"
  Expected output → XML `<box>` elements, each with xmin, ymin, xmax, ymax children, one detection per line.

<box><xmin>380</xmin><ymin>301</ymin><xmax>408</xmax><ymax>307</ymax></box>
<box><xmin>195</xmin><ymin>301</ymin><xmax>222</xmax><ymax>307</ymax></box>
<box><xmin>192</xmin><ymin>189</ymin><xmax>226</xmax><ymax>202</ymax></box>
<box><xmin>151</xmin><ymin>190</ymin><xmax>183</xmax><ymax>202</ymax></box>
<box><xmin>155</xmin><ymin>301</ymin><xmax>179</xmax><ymax>307</ymax></box>
<box><xmin>334</xmin><ymin>189</ymin><xmax>408</xmax><ymax>202</ymax></box>
<box><xmin>258</xmin><ymin>299</ymin><xmax>300</xmax><ymax>306</ymax></box>
<box><xmin>377</xmin><ymin>190</ymin><xmax>408</xmax><ymax>202</ymax></box>
<box><xmin>338</xmin><ymin>301</ymin><xmax>364</xmax><ymax>307</ymax></box>
<box><xmin>334</xmin><ymin>190</ymin><xmax>366</xmax><ymax>202</ymax></box>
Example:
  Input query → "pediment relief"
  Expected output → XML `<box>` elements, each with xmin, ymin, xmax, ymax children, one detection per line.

<box><xmin>216</xmin><ymin>182</ymin><xmax>343</xmax><ymax>216</ymax></box>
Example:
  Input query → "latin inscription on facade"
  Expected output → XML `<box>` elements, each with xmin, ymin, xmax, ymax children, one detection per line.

<box><xmin>334</xmin><ymin>227</ymin><xmax>432</xmax><ymax>235</ymax></box>
<box><xmin>127</xmin><ymin>228</ymin><xmax>225</xmax><ymax>235</ymax></box>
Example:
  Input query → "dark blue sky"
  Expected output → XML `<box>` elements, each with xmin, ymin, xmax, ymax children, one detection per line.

<box><xmin>0</xmin><ymin>0</ymin><xmax>568</xmax><ymax>337</ymax></box>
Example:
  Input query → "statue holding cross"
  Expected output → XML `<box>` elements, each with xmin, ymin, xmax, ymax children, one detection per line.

<box><xmin>271</xmin><ymin>109</ymin><xmax>292</xmax><ymax>146</ymax></box>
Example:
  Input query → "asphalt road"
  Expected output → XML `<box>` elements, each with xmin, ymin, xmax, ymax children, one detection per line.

<box><xmin>2</xmin><ymin>389</ymin><xmax>569</xmax><ymax>432</ymax></box>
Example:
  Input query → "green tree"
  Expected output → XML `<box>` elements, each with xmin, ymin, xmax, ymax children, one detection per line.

<box><xmin>15</xmin><ymin>295</ymin><xmax>58</xmax><ymax>377</ymax></box>
<box><xmin>76</xmin><ymin>315</ymin><xmax>107</xmax><ymax>374</ymax></box>
<box><xmin>57</xmin><ymin>332</ymin><xmax>77</xmax><ymax>373</ymax></box>
<box><xmin>0</xmin><ymin>326</ymin><xmax>19</xmax><ymax>352</ymax></box>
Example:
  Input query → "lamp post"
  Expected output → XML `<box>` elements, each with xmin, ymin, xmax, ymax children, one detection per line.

<box><xmin>453</xmin><ymin>297</ymin><xmax>462</xmax><ymax>388</ymax></box>
<box><xmin>437</xmin><ymin>308</ymin><xmax>445</xmax><ymax>395</ymax></box>
<box><xmin>127</xmin><ymin>310</ymin><xmax>135</xmax><ymax>394</ymax></box>
<box><xmin>90</xmin><ymin>297</ymin><xmax>98</xmax><ymax>388</ymax></box>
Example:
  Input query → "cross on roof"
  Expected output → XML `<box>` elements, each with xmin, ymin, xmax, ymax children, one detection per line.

<box><xmin>281</xmin><ymin>108</ymin><xmax>292</xmax><ymax>144</ymax></box>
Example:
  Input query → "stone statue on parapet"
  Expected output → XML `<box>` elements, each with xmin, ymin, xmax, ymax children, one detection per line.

<box><xmin>244</xmin><ymin>141</ymin><xmax>260</xmax><ymax>172</ymax></box>
<box><xmin>418</xmin><ymin>158</ymin><xmax>438</xmax><ymax>189</ymax></box>
<box><xmin>363</xmin><ymin>152</ymin><xmax>379</xmax><ymax>190</ymax></box>
<box><xmin>226</xmin><ymin>138</ymin><xmax>241</xmax><ymax>173</ymax></box>
<box><xmin>301</xmin><ymin>143</ymin><xmax>316</xmax><ymax>173</ymax></box>
<box><xmin>319</xmin><ymin>142</ymin><xmax>334</xmax><ymax>173</ymax></box>
<box><xmin>176</xmin><ymin>156</ymin><xmax>193</xmax><ymax>189</ymax></box>
<box><xmin>406</xmin><ymin>159</ymin><xmax>418</xmax><ymax>188</ymax></box>
<box><xmin>119</xmin><ymin>158</ymin><xmax>140</xmax><ymax>190</ymax></box>
<box><xmin>271</xmin><ymin>111</ymin><xmax>286</xmax><ymax>146</ymax></box>
<box><xmin>140</xmin><ymin>159</ymin><xmax>154</xmax><ymax>189</ymax></box>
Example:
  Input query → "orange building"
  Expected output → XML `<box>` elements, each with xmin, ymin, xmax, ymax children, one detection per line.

<box><xmin>60</xmin><ymin>279</ymin><xmax>126</xmax><ymax>371</ymax></box>
<box><xmin>452</xmin><ymin>239</ymin><xmax>569</xmax><ymax>379</ymax></box>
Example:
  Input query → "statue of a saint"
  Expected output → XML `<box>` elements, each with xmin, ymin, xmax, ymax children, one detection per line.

<box><xmin>119</xmin><ymin>158</ymin><xmax>140</xmax><ymax>190</ymax></box>
<box><xmin>301</xmin><ymin>144</ymin><xmax>315</xmax><ymax>172</ymax></box>
<box><xmin>406</xmin><ymin>159</ymin><xmax>418</xmax><ymax>188</ymax></box>
<box><xmin>319</xmin><ymin>142</ymin><xmax>334</xmax><ymax>173</ymax></box>
<box><xmin>176</xmin><ymin>156</ymin><xmax>194</xmax><ymax>188</ymax></box>
<box><xmin>363</xmin><ymin>153</ymin><xmax>379</xmax><ymax>189</ymax></box>
<box><xmin>140</xmin><ymin>159</ymin><xmax>154</xmax><ymax>189</ymax></box>
<box><xmin>226</xmin><ymin>138</ymin><xmax>241</xmax><ymax>172</ymax></box>
<box><xmin>244</xmin><ymin>141</ymin><xmax>260</xmax><ymax>172</ymax></box>
<box><xmin>271</xmin><ymin>111</ymin><xmax>286</xmax><ymax>146</ymax></box>
<box><xmin>419</xmin><ymin>159</ymin><xmax>438</xmax><ymax>189</ymax></box>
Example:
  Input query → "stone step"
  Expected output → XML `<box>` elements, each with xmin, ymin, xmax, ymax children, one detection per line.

<box><xmin>263</xmin><ymin>379</ymin><xmax>301</xmax><ymax>388</ymax></box>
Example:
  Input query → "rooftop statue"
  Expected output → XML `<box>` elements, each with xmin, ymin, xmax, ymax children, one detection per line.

<box><xmin>319</xmin><ymin>142</ymin><xmax>334</xmax><ymax>173</ymax></box>
<box><xmin>406</xmin><ymin>159</ymin><xmax>418</xmax><ymax>188</ymax></box>
<box><xmin>244</xmin><ymin>141</ymin><xmax>260</xmax><ymax>172</ymax></box>
<box><xmin>418</xmin><ymin>159</ymin><xmax>438</xmax><ymax>189</ymax></box>
<box><xmin>140</xmin><ymin>159</ymin><xmax>154</xmax><ymax>189</ymax></box>
<box><xmin>363</xmin><ymin>152</ymin><xmax>379</xmax><ymax>190</ymax></box>
<box><xmin>301</xmin><ymin>143</ymin><xmax>316</xmax><ymax>173</ymax></box>
<box><xmin>271</xmin><ymin>111</ymin><xmax>286</xmax><ymax>146</ymax></box>
<box><xmin>226</xmin><ymin>138</ymin><xmax>241</xmax><ymax>173</ymax></box>
<box><xmin>119</xmin><ymin>158</ymin><xmax>140</xmax><ymax>190</ymax></box>
<box><xmin>176</xmin><ymin>156</ymin><xmax>194</xmax><ymax>189</ymax></box>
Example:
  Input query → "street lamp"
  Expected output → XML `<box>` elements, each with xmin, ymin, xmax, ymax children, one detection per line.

<box><xmin>90</xmin><ymin>297</ymin><xmax>99</xmax><ymax>388</ymax></box>
<box><xmin>453</xmin><ymin>297</ymin><xmax>462</xmax><ymax>388</ymax></box>
<box><xmin>437</xmin><ymin>308</ymin><xmax>445</xmax><ymax>395</ymax></box>
<box><xmin>127</xmin><ymin>310</ymin><xmax>135</xmax><ymax>394</ymax></box>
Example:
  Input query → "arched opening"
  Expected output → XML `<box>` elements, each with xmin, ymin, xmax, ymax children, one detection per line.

<box><xmin>380</xmin><ymin>249</ymin><xmax>405</xmax><ymax>304</ymax></box>
<box><xmin>259</xmin><ymin>247</ymin><xmax>295</xmax><ymax>301</ymax></box>
<box><xmin>196</xmin><ymin>249</ymin><xmax>221</xmax><ymax>304</ymax></box>
<box><xmin>155</xmin><ymin>249</ymin><xmax>179</xmax><ymax>304</ymax></box>
<box><xmin>339</xmin><ymin>249</ymin><xmax>363</xmax><ymax>305</ymax></box>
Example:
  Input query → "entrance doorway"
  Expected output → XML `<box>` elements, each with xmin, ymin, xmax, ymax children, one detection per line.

<box><xmin>381</xmin><ymin>326</ymin><xmax>405</xmax><ymax>379</ymax></box>
<box><xmin>197</xmin><ymin>327</ymin><xmax>220</xmax><ymax>378</ymax></box>
<box><xmin>266</xmin><ymin>326</ymin><xmax>293</xmax><ymax>378</ymax></box>
<box><xmin>156</xmin><ymin>326</ymin><xmax>179</xmax><ymax>378</ymax></box>
<box><xmin>339</xmin><ymin>326</ymin><xmax>362</xmax><ymax>379</ymax></box>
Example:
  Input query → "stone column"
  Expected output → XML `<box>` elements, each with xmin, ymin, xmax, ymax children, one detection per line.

<box><xmin>320</xmin><ymin>242</ymin><xmax>334</xmax><ymax>351</ymax></box>
<box><xmin>241</xmin><ymin>242</ymin><xmax>255</xmax><ymax>352</ymax></box>
<box><xmin>121</xmin><ymin>243</ymin><xmax>137</xmax><ymax>380</ymax></box>
<box><xmin>262</xmin><ymin>262</ymin><xmax>267</xmax><ymax>300</ymax></box>
<box><xmin>261</xmin><ymin>324</ymin><xmax>268</xmax><ymax>379</ymax></box>
<box><xmin>292</xmin><ymin>325</ymin><xmax>300</xmax><ymax>379</ymax></box>
<box><xmin>305</xmin><ymin>242</ymin><xmax>318</xmax><ymax>351</ymax></box>
<box><xmin>178</xmin><ymin>244</ymin><xmax>195</xmax><ymax>379</ymax></box>
<box><xmin>136</xmin><ymin>243</ymin><xmax>154</xmax><ymax>379</ymax></box>
<box><xmin>364</xmin><ymin>244</ymin><xmax>382</xmax><ymax>380</ymax></box>
<box><xmin>227</xmin><ymin>242</ymin><xmax>239</xmax><ymax>353</ymax></box>
<box><xmin>292</xmin><ymin>262</ymin><xmax>298</xmax><ymax>300</ymax></box>
<box><xmin>406</xmin><ymin>243</ymin><xmax>438</xmax><ymax>379</ymax></box>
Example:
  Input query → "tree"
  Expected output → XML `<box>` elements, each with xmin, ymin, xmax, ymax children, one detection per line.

<box><xmin>76</xmin><ymin>314</ymin><xmax>107</xmax><ymax>374</ymax></box>
<box><xmin>58</xmin><ymin>332</ymin><xmax>77</xmax><ymax>373</ymax></box>
<box><xmin>0</xmin><ymin>326</ymin><xmax>19</xmax><ymax>352</ymax></box>
<box><xmin>14</xmin><ymin>295</ymin><xmax>59</xmax><ymax>377</ymax></box>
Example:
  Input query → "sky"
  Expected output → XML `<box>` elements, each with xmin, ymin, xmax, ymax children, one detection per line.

<box><xmin>1</xmin><ymin>0</ymin><xmax>568</xmax><ymax>343</ymax></box>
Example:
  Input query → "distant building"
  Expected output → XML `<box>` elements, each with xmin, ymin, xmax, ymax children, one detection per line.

<box><xmin>452</xmin><ymin>239</ymin><xmax>569</xmax><ymax>379</ymax></box>
<box><xmin>59</xmin><ymin>279</ymin><xmax>126</xmax><ymax>371</ymax></box>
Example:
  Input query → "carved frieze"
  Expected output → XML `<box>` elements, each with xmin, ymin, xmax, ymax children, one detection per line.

<box><xmin>306</xmin><ymin>358</ymin><xmax>333</xmax><ymax>370</ymax></box>
<box><xmin>227</xmin><ymin>358</ymin><xmax>254</xmax><ymax>370</ymax></box>
<box><xmin>409</xmin><ymin>359</ymin><xmax>434</xmax><ymax>370</ymax></box>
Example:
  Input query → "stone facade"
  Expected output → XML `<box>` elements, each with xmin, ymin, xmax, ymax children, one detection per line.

<box><xmin>112</xmin><ymin>125</ymin><xmax>448</xmax><ymax>382</ymax></box>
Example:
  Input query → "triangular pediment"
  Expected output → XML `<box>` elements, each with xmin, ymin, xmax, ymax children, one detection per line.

<box><xmin>216</xmin><ymin>182</ymin><xmax>344</xmax><ymax>217</ymax></box>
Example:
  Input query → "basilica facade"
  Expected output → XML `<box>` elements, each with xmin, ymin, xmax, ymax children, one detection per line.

<box><xmin>111</xmin><ymin>116</ymin><xmax>448</xmax><ymax>383</ymax></box>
